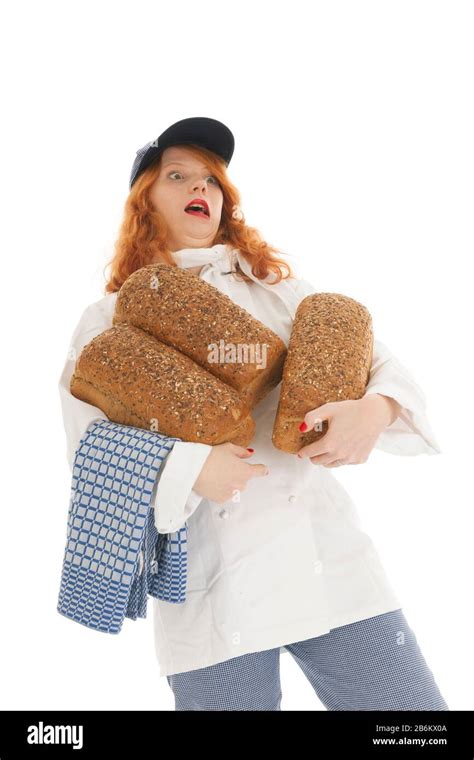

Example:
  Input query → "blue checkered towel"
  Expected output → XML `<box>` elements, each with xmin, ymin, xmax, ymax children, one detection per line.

<box><xmin>57</xmin><ymin>419</ymin><xmax>187</xmax><ymax>634</ymax></box>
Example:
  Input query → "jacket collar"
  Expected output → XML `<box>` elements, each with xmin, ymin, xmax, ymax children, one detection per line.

<box><xmin>172</xmin><ymin>243</ymin><xmax>230</xmax><ymax>269</ymax></box>
<box><xmin>172</xmin><ymin>242</ymin><xmax>302</xmax><ymax>321</ymax></box>
<box><xmin>233</xmin><ymin>247</ymin><xmax>301</xmax><ymax>320</ymax></box>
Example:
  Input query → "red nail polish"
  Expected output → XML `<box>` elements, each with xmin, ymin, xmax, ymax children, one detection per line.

<box><xmin>247</xmin><ymin>448</ymin><xmax>254</xmax><ymax>452</ymax></box>
<box><xmin>299</xmin><ymin>421</ymin><xmax>308</xmax><ymax>432</ymax></box>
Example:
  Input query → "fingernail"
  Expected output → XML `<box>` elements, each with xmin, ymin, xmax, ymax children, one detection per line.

<box><xmin>247</xmin><ymin>447</ymin><xmax>254</xmax><ymax>452</ymax></box>
<box><xmin>299</xmin><ymin>421</ymin><xmax>308</xmax><ymax>432</ymax></box>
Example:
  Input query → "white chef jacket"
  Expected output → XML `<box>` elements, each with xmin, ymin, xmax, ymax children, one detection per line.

<box><xmin>58</xmin><ymin>243</ymin><xmax>442</xmax><ymax>677</ymax></box>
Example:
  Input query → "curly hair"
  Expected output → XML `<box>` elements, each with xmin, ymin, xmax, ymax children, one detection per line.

<box><xmin>103</xmin><ymin>143</ymin><xmax>294</xmax><ymax>293</ymax></box>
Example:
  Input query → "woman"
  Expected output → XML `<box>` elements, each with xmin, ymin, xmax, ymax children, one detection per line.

<box><xmin>58</xmin><ymin>117</ymin><xmax>448</xmax><ymax>711</ymax></box>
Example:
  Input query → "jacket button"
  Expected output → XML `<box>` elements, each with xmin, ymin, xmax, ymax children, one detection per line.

<box><xmin>288</xmin><ymin>494</ymin><xmax>297</xmax><ymax>503</ymax></box>
<box><xmin>219</xmin><ymin>509</ymin><xmax>229</xmax><ymax>519</ymax></box>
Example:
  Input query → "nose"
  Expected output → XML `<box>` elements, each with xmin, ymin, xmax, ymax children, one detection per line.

<box><xmin>191</xmin><ymin>178</ymin><xmax>207</xmax><ymax>192</ymax></box>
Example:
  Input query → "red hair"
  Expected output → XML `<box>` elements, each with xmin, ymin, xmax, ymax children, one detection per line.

<box><xmin>103</xmin><ymin>144</ymin><xmax>294</xmax><ymax>293</ymax></box>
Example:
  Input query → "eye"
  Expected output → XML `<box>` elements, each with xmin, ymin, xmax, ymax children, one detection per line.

<box><xmin>168</xmin><ymin>171</ymin><xmax>219</xmax><ymax>186</ymax></box>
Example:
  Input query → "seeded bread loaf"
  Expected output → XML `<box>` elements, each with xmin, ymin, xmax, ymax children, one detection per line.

<box><xmin>70</xmin><ymin>264</ymin><xmax>287</xmax><ymax>446</ymax></box>
<box><xmin>70</xmin><ymin>323</ymin><xmax>256</xmax><ymax>446</ymax></box>
<box><xmin>272</xmin><ymin>293</ymin><xmax>374</xmax><ymax>453</ymax></box>
<box><xmin>113</xmin><ymin>263</ymin><xmax>287</xmax><ymax>408</ymax></box>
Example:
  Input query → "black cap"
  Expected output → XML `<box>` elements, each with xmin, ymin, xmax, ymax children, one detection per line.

<box><xmin>129</xmin><ymin>116</ymin><xmax>235</xmax><ymax>190</ymax></box>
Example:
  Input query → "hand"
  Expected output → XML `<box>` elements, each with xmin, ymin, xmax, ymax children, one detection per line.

<box><xmin>192</xmin><ymin>442</ymin><xmax>269</xmax><ymax>503</ymax></box>
<box><xmin>296</xmin><ymin>394</ymin><xmax>401</xmax><ymax>467</ymax></box>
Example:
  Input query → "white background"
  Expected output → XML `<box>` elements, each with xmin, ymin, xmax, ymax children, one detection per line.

<box><xmin>0</xmin><ymin>0</ymin><xmax>472</xmax><ymax>711</ymax></box>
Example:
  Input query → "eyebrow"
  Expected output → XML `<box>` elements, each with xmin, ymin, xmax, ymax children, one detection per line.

<box><xmin>162</xmin><ymin>161</ymin><xmax>211</xmax><ymax>171</ymax></box>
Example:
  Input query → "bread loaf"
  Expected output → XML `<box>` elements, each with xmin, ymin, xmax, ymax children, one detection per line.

<box><xmin>272</xmin><ymin>293</ymin><xmax>373</xmax><ymax>453</ymax></box>
<box><xmin>70</xmin><ymin>263</ymin><xmax>287</xmax><ymax>447</ymax></box>
<box><xmin>70</xmin><ymin>323</ymin><xmax>255</xmax><ymax>446</ymax></box>
<box><xmin>113</xmin><ymin>263</ymin><xmax>287</xmax><ymax>408</ymax></box>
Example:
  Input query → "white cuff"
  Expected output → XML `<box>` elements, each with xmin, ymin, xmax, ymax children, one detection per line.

<box><xmin>186</xmin><ymin>488</ymin><xmax>206</xmax><ymax>511</ymax></box>
<box><xmin>363</xmin><ymin>339</ymin><xmax>442</xmax><ymax>456</ymax></box>
<box><xmin>153</xmin><ymin>441</ymin><xmax>213</xmax><ymax>534</ymax></box>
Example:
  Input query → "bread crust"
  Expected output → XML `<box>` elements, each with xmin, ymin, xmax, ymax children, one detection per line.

<box><xmin>272</xmin><ymin>293</ymin><xmax>374</xmax><ymax>453</ymax></box>
<box><xmin>113</xmin><ymin>264</ymin><xmax>287</xmax><ymax>407</ymax></box>
<box><xmin>71</xmin><ymin>323</ymin><xmax>256</xmax><ymax>445</ymax></box>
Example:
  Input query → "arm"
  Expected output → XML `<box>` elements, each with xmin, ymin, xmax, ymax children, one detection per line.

<box><xmin>292</xmin><ymin>278</ymin><xmax>442</xmax><ymax>456</ymax></box>
<box><xmin>58</xmin><ymin>301</ymin><xmax>112</xmax><ymax>471</ymax></box>
<box><xmin>58</xmin><ymin>295</ymin><xmax>213</xmax><ymax>532</ymax></box>
<box><xmin>361</xmin><ymin>393</ymin><xmax>401</xmax><ymax>427</ymax></box>
<box><xmin>361</xmin><ymin>337</ymin><xmax>442</xmax><ymax>455</ymax></box>
<box><xmin>152</xmin><ymin>441</ymin><xmax>213</xmax><ymax>534</ymax></box>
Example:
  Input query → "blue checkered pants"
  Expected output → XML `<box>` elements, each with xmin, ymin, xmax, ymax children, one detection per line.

<box><xmin>166</xmin><ymin>609</ymin><xmax>449</xmax><ymax>710</ymax></box>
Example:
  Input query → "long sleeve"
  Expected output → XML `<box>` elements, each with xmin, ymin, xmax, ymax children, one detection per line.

<box><xmin>291</xmin><ymin>278</ymin><xmax>442</xmax><ymax>456</ymax></box>
<box><xmin>362</xmin><ymin>338</ymin><xmax>441</xmax><ymax>456</ymax></box>
<box><xmin>153</xmin><ymin>441</ymin><xmax>213</xmax><ymax>534</ymax></box>
<box><xmin>58</xmin><ymin>301</ymin><xmax>113</xmax><ymax>471</ymax></box>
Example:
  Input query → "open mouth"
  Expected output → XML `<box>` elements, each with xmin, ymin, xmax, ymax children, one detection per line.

<box><xmin>184</xmin><ymin>202</ymin><xmax>210</xmax><ymax>218</ymax></box>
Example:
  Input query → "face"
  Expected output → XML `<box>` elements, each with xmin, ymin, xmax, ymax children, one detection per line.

<box><xmin>149</xmin><ymin>145</ymin><xmax>224</xmax><ymax>252</ymax></box>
